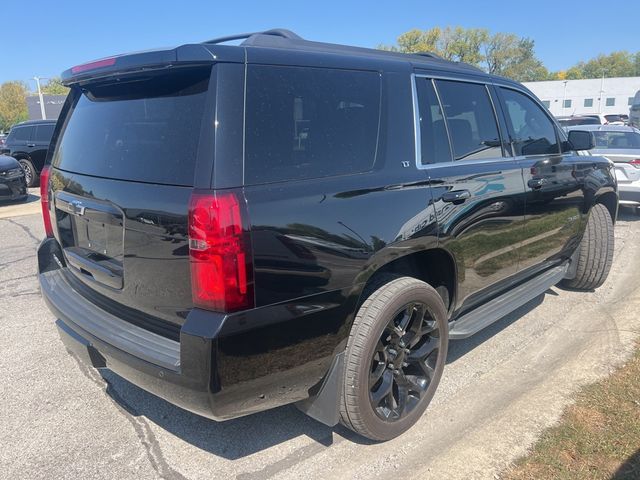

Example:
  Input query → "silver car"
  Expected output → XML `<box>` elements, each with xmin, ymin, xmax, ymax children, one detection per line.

<box><xmin>566</xmin><ymin>124</ymin><xmax>640</xmax><ymax>210</ymax></box>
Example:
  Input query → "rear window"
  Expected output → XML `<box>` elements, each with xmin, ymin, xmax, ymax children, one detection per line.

<box><xmin>593</xmin><ymin>131</ymin><xmax>640</xmax><ymax>149</ymax></box>
<box><xmin>52</xmin><ymin>67</ymin><xmax>211</xmax><ymax>186</ymax></box>
<box><xmin>245</xmin><ymin>66</ymin><xmax>381</xmax><ymax>184</ymax></box>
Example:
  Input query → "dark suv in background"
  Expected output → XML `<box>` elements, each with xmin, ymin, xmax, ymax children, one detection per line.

<box><xmin>38</xmin><ymin>29</ymin><xmax>617</xmax><ymax>441</ymax></box>
<box><xmin>1</xmin><ymin>119</ymin><xmax>56</xmax><ymax>187</ymax></box>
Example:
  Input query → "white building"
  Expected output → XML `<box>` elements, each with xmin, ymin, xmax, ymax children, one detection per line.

<box><xmin>523</xmin><ymin>77</ymin><xmax>640</xmax><ymax>117</ymax></box>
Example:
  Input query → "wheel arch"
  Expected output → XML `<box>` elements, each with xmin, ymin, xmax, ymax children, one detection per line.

<box><xmin>594</xmin><ymin>189</ymin><xmax>618</xmax><ymax>224</ymax></box>
<box><xmin>354</xmin><ymin>247</ymin><xmax>458</xmax><ymax>316</ymax></box>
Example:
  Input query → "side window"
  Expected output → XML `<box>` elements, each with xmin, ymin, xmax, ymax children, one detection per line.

<box><xmin>11</xmin><ymin>126</ymin><xmax>31</xmax><ymax>142</ymax></box>
<box><xmin>415</xmin><ymin>78</ymin><xmax>452</xmax><ymax>164</ymax></box>
<box><xmin>245</xmin><ymin>66</ymin><xmax>381</xmax><ymax>184</ymax></box>
<box><xmin>434</xmin><ymin>80</ymin><xmax>502</xmax><ymax>161</ymax></box>
<box><xmin>499</xmin><ymin>88</ymin><xmax>560</xmax><ymax>156</ymax></box>
<box><xmin>34</xmin><ymin>124</ymin><xmax>55</xmax><ymax>143</ymax></box>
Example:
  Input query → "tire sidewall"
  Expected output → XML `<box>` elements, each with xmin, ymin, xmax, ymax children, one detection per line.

<box><xmin>349</xmin><ymin>280</ymin><xmax>449</xmax><ymax>440</ymax></box>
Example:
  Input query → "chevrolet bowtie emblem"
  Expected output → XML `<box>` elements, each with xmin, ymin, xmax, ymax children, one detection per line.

<box><xmin>70</xmin><ymin>199</ymin><xmax>86</xmax><ymax>216</ymax></box>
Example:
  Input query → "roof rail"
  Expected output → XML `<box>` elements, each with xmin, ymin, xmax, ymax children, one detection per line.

<box><xmin>413</xmin><ymin>52</ymin><xmax>442</xmax><ymax>60</ymax></box>
<box><xmin>203</xmin><ymin>29</ymin><xmax>302</xmax><ymax>45</ymax></box>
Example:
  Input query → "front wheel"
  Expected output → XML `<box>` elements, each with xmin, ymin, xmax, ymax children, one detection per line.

<box><xmin>562</xmin><ymin>203</ymin><xmax>614</xmax><ymax>291</ymax></box>
<box><xmin>340</xmin><ymin>276</ymin><xmax>449</xmax><ymax>441</ymax></box>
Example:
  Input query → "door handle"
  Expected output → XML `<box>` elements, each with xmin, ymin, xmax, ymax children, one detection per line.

<box><xmin>26</xmin><ymin>143</ymin><xmax>36</xmax><ymax>147</ymax></box>
<box><xmin>527</xmin><ymin>178</ymin><xmax>548</xmax><ymax>190</ymax></box>
<box><xmin>442</xmin><ymin>190</ymin><xmax>471</xmax><ymax>204</ymax></box>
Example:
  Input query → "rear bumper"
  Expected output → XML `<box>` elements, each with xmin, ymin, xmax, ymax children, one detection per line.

<box><xmin>41</xmin><ymin>266</ymin><xmax>222</xmax><ymax>420</ymax></box>
<box><xmin>618</xmin><ymin>181</ymin><xmax>640</xmax><ymax>205</ymax></box>
<box><xmin>38</xmin><ymin>238</ymin><xmax>349</xmax><ymax>424</ymax></box>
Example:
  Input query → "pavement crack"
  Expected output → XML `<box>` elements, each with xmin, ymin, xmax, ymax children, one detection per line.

<box><xmin>70</xmin><ymin>356</ymin><xmax>188</xmax><ymax>480</ymax></box>
<box><xmin>2</xmin><ymin>218</ymin><xmax>41</xmax><ymax>246</ymax></box>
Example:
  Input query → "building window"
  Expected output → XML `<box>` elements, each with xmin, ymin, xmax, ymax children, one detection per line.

<box><xmin>584</xmin><ymin>98</ymin><xmax>593</xmax><ymax>107</ymax></box>
<box><xmin>606</xmin><ymin>97</ymin><xmax>615</xmax><ymax>107</ymax></box>
<box><xmin>542</xmin><ymin>100</ymin><xmax>550</xmax><ymax>108</ymax></box>
<box><xmin>630</xmin><ymin>97</ymin><xmax>635</xmax><ymax>106</ymax></box>
<box><xmin>563</xmin><ymin>99</ymin><xmax>572</xmax><ymax>108</ymax></box>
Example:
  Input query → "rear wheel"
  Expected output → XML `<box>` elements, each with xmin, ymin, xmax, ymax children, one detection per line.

<box><xmin>340</xmin><ymin>276</ymin><xmax>448</xmax><ymax>441</ymax></box>
<box><xmin>18</xmin><ymin>158</ymin><xmax>38</xmax><ymax>187</ymax></box>
<box><xmin>562</xmin><ymin>203</ymin><xmax>614</xmax><ymax>290</ymax></box>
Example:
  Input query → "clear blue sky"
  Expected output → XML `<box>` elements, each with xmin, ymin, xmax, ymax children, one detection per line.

<box><xmin>4</xmin><ymin>0</ymin><xmax>637</xmax><ymax>89</ymax></box>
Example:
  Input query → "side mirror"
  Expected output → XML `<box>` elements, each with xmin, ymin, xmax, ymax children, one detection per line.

<box><xmin>567</xmin><ymin>130</ymin><xmax>595</xmax><ymax>151</ymax></box>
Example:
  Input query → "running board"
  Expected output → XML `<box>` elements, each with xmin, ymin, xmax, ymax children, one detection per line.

<box><xmin>448</xmin><ymin>263</ymin><xmax>569</xmax><ymax>340</ymax></box>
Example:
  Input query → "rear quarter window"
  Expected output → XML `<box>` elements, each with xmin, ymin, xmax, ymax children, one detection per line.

<box><xmin>245</xmin><ymin>66</ymin><xmax>381</xmax><ymax>184</ymax></box>
<box><xmin>10</xmin><ymin>126</ymin><xmax>31</xmax><ymax>142</ymax></box>
<box><xmin>52</xmin><ymin>67</ymin><xmax>211</xmax><ymax>186</ymax></box>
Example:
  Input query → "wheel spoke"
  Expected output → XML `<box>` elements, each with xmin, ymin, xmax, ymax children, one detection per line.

<box><xmin>370</xmin><ymin>369</ymin><xmax>393</xmax><ymax>406</ymax></box>
<box><xmin>417</xmin><ymin>358</ymin><xmax>436</xmax><ymax>379</ymax></box>
<box><xmin>408</xmin><ymin>335</ymin><xmax>439</xmax><ymax>361</ymax></box>
<box><xmin>370</xmin><ymin>361</ymin><xmax>386</xmax><ymax>385</ymax></box>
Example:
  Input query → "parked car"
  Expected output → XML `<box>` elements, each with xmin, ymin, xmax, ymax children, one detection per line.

<box><xmin>0</xmin><ymin>154</ymin><xmax>28</xmax><ymax>202</ymax></box>
<box><xmin>38</xmin><ymin>29</ymin><xmax>617</xmax><ymax>441</ymax></box>
<box><xmin>567</xmin><ymin>124</ymin><xmax>640</xmax><ymax>211</ymax></box>
<box><xmin>556</xmin><ymin>115</ymin><xmax>601</xmax><ymax>127</ymax></box>
<box><xmin>0</xmin><ymin>119</ymin><xmax>56</xmax><ymax>187</ymax></box>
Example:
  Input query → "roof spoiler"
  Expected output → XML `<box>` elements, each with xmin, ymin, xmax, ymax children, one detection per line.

<box><xmin>61</xmin><ymin>44</ymin><xmax>240</xmax><ymax>86</ymax></box>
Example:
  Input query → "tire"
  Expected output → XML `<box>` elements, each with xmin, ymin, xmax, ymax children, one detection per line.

<box><xmin>562</xmin><ymin>203</ymin><xmax>614</xmax><ymax>291</ymax></box>
<box><xmin>340</xmin><ymin>276</ymin><xmax>449</xmax><ymax>441</ymax></box>
<box><xmin>18</xmin><ymin>158</ymin><xmax>38</xmax><ymax>188</ymax></box>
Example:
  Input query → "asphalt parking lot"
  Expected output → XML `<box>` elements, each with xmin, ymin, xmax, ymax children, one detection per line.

<box><xmin>1</xmin><ymin>208</ymin><xmax>639</xmax><ymax>480</ymax></box>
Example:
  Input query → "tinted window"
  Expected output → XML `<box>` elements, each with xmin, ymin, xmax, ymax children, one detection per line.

<box><xmin>606</xmin><ymin>97</ymin><xmax>615</xmax><ymax>107</ymax></box>
<box><xmin>10</xmin><ymin>126</ymin><xmax>31</xmax><ymax>142</ymax></box>
<box><xmin>592</xmin><ymin>131</ymin><xmax>640</xmax><ymax>149</ymax></box>
<box><xmin>34</xmin><ymin>124</ymin><xmax>55</xmax><ymax>142</ymax></box>
<box><xmin>563</xmin><ymin>99</ymin><xmax>572</xmax><ymax>108</ymax></box>
<box><xmin>541</xmin><ymin>100</ymin><xmax>551</xmax><ymax>108</ymax></box>
<box><xmin>415</xmin><ymin>78</ymin><xmax>452</xmax><ymax>164</ymax></box>
<box><xmin>435</xmin><ymin>80</ymin><xmax>502</xmax><ymax>161</ymax></box>
<box><xmin>584</xmin><ymin>98</ymin><xmax>593</xmax><ymax>107</ymax></box>
<box><xmin>500</xmin><ymin>88</ymin><xmax>560</xmax><ymax>156</ymax></box>
<box><xmin>245</xmin><ymin>66</ymin><xmax>380</xmax><ymax>184</ymax></box>
<box><xmin>52</xmin><ymin>68</ymin><xmax>210</xmax><ymax>186</ymax></box>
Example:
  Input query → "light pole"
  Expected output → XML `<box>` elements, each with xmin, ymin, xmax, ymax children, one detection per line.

<box><xmin>599</xmin><ymin>70</ymin><xmax>606</xmax><ymax>114</ymax></box>
<box><xmin>562</xmin><ymin>80</ymin><xmax>568</xmax><ymax>114</ymax></box>
<box><xmin>32</xmin><ymin>76</ymin><xmax>47</xmax><ymax>120</ymax></box>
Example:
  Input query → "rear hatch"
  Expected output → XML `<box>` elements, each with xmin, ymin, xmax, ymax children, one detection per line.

<box><xmin>50</xmin><ymin>66</ymin><xmax>213</xmax><ymax>335</ymax></box>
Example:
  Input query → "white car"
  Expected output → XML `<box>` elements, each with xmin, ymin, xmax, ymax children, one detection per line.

<box><xmin>566</xmin><ymin>124</ymin><xmax>640</xmax><ymax>210</ymax></box>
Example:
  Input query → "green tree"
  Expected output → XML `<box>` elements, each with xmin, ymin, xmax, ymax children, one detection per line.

<box><xmin>41</xmin><ymin>77</ymin><xmax>69</xmax><ymax>95</ymax></box>
<box><xmin>379</xmin><ymin>27</ymin><xmax>548</xmax><ymax>81</ymax></box>
<box><xmin>0</xmin><ymin>81</ymin><xmax>28</xmax><ymax>132</ymax></box>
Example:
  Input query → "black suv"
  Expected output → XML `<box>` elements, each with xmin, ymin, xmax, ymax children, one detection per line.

<box><xmin>1</xmin><ymin>119</ymin><xmax>56</xmax><ymax>187</ymax></box>
<box><xmin>38</xmin><ymin>30</ymin><xmax>617</xmax><ymax>441</ymax></box>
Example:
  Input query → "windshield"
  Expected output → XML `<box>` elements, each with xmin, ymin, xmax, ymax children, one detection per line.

<box><xmin>593</xmin><ymin>131</ymin><xmax>640</xmax><ymax>149</ymax></box>
<box><xmin>52</xmin><ymin>67</ymin><xmax>211</xmax><ymax>186</ymax></box>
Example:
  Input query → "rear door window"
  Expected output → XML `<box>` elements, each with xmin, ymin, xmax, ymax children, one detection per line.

<box><xmin>414</xmin><ymin>77</ymin><xmax>452</xmax><ymax>164</ymax></box>
<box><xmin>34</xmin><ymin>124</ymin><xmax>55</xmax><ymax>143</ymax></box>
<box><xmin>434</xmin><ymin>80</ymin><xmax>503</xmax><ymax>161</ymax></box>
<box><xmin>499</xmin><ymin>88</ymin><xmax>560</xmax><ymax>156</ymax></box>
<box><xmin>52</xmin><ymin>67</ymin><xmax>211</xmax><ymax>186</ymax></box>
<box><xmin>245</xmin><ymin>66</ymin><xmax>381</xmax><ymax>184</ymax></box>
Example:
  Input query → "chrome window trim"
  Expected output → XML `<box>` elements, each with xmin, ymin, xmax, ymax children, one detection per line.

<box><xmin>411</xmin><ymin>73</ymin><xmax>511</xmax><ymax>170</ymax></box>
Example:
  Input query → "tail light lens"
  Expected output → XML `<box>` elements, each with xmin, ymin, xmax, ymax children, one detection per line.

<box><xmin>630</xmin><ymin>159</ymin><xmax>640</xmax><ymax>169</ymax></box>
<box><xmin>39</xmin><ymin>165</ymin><xmax>54</xmax><ymax>238</ymax></box>
<box><xmin>188</xmin><ymin>190</ymin><xmax>254</xmax><ymax>313</ymax></box>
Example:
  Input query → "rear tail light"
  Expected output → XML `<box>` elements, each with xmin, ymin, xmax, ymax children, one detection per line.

<box><xmin>188</xmin><ymin>190</ymin><xmax>254</xmax><ymax>313</ymax></box>
<box><xmin>630</xmin><ymin>159</ymin><xmax>640</xmax><ymax>169</ymax></box>
<box><xmin>39</xmin><ymin>165</ymin><xmax>53</xmax><ymax>238</ymax></box>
